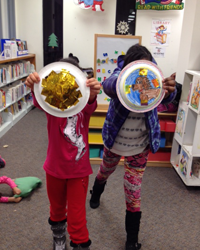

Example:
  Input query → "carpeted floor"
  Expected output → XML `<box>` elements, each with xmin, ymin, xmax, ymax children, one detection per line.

<box><xmin>0</xmin><ymin>108</ymin><xmax>200</xmax><ymax>250</ymax></box>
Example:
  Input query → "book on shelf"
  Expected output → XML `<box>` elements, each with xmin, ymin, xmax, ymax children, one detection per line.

<box><xmin>0</xmin><ymin>112</ymin><xmax>3</xmax><ymax>127</ymax></box>
<box><xmin>0</xmin><ymin>89</ymin><xmax>6</xmax><ymax>109</ymax></box>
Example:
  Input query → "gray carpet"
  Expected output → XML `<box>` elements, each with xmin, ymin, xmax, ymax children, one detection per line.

<box><xmin>0</xmin><ymin>108</ymin><xmax>200</xmax><ymax>250</ymax></box>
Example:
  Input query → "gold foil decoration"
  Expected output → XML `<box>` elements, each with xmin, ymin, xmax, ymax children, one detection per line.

<box><xmin>41</xmin><ymin>69</ymin><xmax>82</xmax><ymax>111</ymax></box>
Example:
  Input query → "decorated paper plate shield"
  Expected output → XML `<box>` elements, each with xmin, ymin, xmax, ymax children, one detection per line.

<box><xmin>34</xmin><ymin>62</ymin><xmax>90</xmax><ymax>117</ymax></box>
<box><xmin>116</xmin><ymin>60</ymin><xmax>165</xmax><ymax>113</ymax></box>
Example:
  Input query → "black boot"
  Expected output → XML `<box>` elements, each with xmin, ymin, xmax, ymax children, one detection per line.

<box><xmin>49</xmin><ymin>218</ymin><xmax>67</xmax><ymax>250</ymax></box>
<box><xmin>125</xmin><ymin>210</ymin><xmax>142</xmax><ymax>250</ymax></box>
<box><xmin>89</xmin><ymin>177</ymin><xmax>106</xmax><ymax>209</ymax></box>
<box><xmin>70</xmin><ymin>239</ymin><xmax>91</xmax><ymax>250</ymax></box>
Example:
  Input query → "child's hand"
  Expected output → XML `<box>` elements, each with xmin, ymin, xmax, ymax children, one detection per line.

<box><xmin>13</xmin><ymin>186</ymin><xmax>21</xmax><ymax>195</ymax></box>
<box><xmin>25</xmin><ymin>72</ymin><xmax>40</xmax><ymax>91</ymax></box>
<box><xmin>162</xmin><ymin>74</ymin><xmax>176</xmax><ymax>98</ymax></box>
<box><xmin>86</xmin><ymin>78</ymin><xmax>101</xmax><ymax>103</ymax></box>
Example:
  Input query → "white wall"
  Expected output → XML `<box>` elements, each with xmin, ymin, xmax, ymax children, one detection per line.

<box><xmin>136</xmin><ymin>9</ymin><xmax>184</xmax><ymax>78</ymax></box>
<box><xmin>175</xmin><ymin>0</ymin><xmax>200</xmax><ymax>84</ymax></box>
<box><xmin>63</xmin><ymin>0</ymin><xmax>116</xmax><ymax>69</ymax></box>
<box><xmin>14</xmin><ymin>0</ymin><xmax>184</xmax><ymax>78</ymax></box>
<box><xmin>15</xmin><ymin>0</ymin><xmax>43</xmax><ymax>71</ymax></box>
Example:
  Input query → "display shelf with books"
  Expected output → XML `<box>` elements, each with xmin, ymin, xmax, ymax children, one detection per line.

<box><xmin>0</xmin><ymin>54</ymin><xmax>35</xmax><ymax>138</ymax></box>
<box><xmin>171</xmin><ymin>70</ymin><xmax>200</xmax><ymax>186</ymax></box>
<box><xmin>89</xmin><ymin>104</ymin><xmax>177</xmax><ymax>167</ymax></box>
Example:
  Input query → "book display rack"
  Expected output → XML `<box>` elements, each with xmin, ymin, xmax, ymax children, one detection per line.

<box><xmin>171</xmin><ymin>70</ymin><xmax>200</xmax><ymax>186</ymax></box>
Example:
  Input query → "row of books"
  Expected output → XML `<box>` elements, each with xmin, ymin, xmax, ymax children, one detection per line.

<box><xmin>0</xmin><ymin>60</ymin><xmax>34</xmax><ymax>85</ymax></box>
<box><xmin>0</xmin><ymin>80</ymin><xmax>31</xmax><ymax>110</ymax></box>
<box><xmin>0</xmin><ymin>93</ymin><xmax>33</xmax><ymax>127</ymax></box>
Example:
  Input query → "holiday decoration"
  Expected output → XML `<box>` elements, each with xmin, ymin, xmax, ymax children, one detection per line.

<box><xmin>136</xmin><ymin>0</ymin><xmax>184</xmax><ymax>10</ymax></box>
<box><xmin>117</xmin><ymin>21</ymin><xmax>129</xmax><ymax>35</ymax></box>
<box><xmin>73</xmin><ymin>0</ymin><xmax>104</xmax><ymax>11</ymax></box>
<box><xmin>48</xmin><ymin>33</ymin><xmax>58</xmax><ymax>48</ymax></box>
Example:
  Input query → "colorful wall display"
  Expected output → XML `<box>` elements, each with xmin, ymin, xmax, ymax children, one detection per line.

<box><xmin>94</xmin><ymin>34</ymin><xmax>141</xmax><ymax>104</ymax></box>
<box><xmin>136</xmin><ymin>0</ymin><xmax>184</xmax><ymax>11</ymax></box>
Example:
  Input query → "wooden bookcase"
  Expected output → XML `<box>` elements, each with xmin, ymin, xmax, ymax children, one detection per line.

<box><xmin>171</xmin><ymin>70</ymin><xmax>200</xmax><ymax>186</ymax></box>
<box><xmin>89</xmin><ymin>104</ymin><xmax>176</xmax><ymax>167</ymax></box>
<box><xmin>0</xmin><ymin>53</ymin><xmax>36</xmax><ymax>138</ymax></box>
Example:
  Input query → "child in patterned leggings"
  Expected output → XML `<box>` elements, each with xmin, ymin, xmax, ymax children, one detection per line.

<box><xmin>89</xmin><ymin>44</ymin><xmax>177</xmax><ymax>250</ymax></box>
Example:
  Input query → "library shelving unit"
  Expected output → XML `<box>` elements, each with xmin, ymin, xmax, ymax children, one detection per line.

<box><xmin>171</xmin><ymin>70</ymin><xmax>200</xmax><ymax>186</ymax></box>
<box><xmin>0</xmin><ymin>53</ymin><xmax>36</xmax><ymax>138</ymax></box>
<box><xmin>89</xmin><ymin>104</ymin><xmax>176</xmax><ymax>167</ymax></box>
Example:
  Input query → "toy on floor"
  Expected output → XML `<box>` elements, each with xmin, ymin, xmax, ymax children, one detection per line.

<box><xmin>0</xmin><ymin>157</ymin><xmax>42</xmax><ymax>203</ymax></box>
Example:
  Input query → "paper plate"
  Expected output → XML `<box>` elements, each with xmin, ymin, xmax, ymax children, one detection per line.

<box><xmin>34</xmin><ymin>62</ymin><xmax>90</xmax><ymax>117</ymax></box>
<box><xmin>116</xmin><ymin>60</ymin><xmax>165</xmax><ymax>113</ymax></box>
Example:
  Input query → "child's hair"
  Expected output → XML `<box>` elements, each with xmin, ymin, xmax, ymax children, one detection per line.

<box><xmin>59</xmin><ymin>57</ymin><xmax>82</xmax><ymax>70</ymax></box>
<box><xmin>68</xmin><ymin>53</ymin><xmax>79</xmax><ymax>64</ymax></box>
<box><xmin>59</xmin><ymin>57</ymin><xmax>94</xmax><ymax>79</ymax></box>
<box><xmin>122</xmin><ymin>44</ymin><xmax>153</xmax><ymax>69</ymax></box>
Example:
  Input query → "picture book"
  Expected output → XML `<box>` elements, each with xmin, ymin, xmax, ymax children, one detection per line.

<box><xmin>191</xmin><ymin>158</ymin><xmax>200</xmax><ymax>179</ymax></box>
<box><xmin>180</xmin><ymin>149</ymin><xmax>188</xmax><ymax>176</ymax></box>
<box><xmin>0</xmin><ymin>112</ymin><xmax>3</xmax><ymax>127</ymax></box>
<box><xmin>175</xmin><ymin>107</ymin><xmax>185</xmax><ymax>137</ymax></box>
<box><xmin>190</xmin><ymin>78</ymin><xmax>200</xmax><ymax>110</ymax></box>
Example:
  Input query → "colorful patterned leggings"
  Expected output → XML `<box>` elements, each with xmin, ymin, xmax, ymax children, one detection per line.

<box><xmin>96</xmin><ymin>147</ymin><xmax>149</xmax><ymax>212</ymax></box>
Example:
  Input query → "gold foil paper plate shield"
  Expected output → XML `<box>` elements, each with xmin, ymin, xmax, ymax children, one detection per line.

<box><xmin>34</xmin><ymin>62</ymin><xmax>90</xmax><ymax>117</ymax></box>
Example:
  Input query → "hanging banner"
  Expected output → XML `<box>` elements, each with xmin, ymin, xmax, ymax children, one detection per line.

<box><xmin>136</xmin><ymin>0</ymin><xmax>184</xmax><ymax>11</ymax></box>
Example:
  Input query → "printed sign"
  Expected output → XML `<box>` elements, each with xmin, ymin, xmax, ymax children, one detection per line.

<box><xmin>136</xmin><ymin>0</ymin><xmax>184</xmax><ymax>11</ymax></box>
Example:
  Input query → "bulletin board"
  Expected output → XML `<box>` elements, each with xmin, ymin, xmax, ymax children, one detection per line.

<box><xmin>94</xmin><ymin>34</ymin><xmax>142</xmax><ymax>105</ymax></box>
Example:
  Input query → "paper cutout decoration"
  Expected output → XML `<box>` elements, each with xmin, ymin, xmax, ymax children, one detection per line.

<box><xmin>48</xmin><ymin>33</ymin><xmax>58</xmax><ymax>48</ymax></box>
<box><xmin>136</xmin><ymin>0</ymin><xmax>184</xmax><ymax>10</ymax></box>
<box><xmin>73</xmin><ymin>0</ymin><xmax>104</xmax><ymax>11</ymax></box>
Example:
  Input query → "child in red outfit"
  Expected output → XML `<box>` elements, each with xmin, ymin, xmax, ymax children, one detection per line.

<box><xmin>25</xmin><ymin>58</ymin><xmax>100</xmax><ymax>250</ymax></box>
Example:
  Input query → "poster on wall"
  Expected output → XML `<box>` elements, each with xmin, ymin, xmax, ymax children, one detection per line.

<box><xmin>136</xmin><ymin>0</ymin><xmax>184</xmax><ymax>11</ymax></box>
<box><xmin>115</xmin><ymin>0</ymin><xmax>136</xmax><ymax>35</ymax></box>
<box><xmin>151</xmin><ymin>19</ymin><xmax>171</xmax><ymax>46</ymax></box>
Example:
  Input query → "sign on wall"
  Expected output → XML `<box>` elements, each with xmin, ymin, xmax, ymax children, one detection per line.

<box><xmin>136</xmin><ymin>0</ymin><xmax>184</xmax><ymax>11</ymax></box>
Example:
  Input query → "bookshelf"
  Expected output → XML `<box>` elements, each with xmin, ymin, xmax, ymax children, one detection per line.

<box><xmin>171</xmin><ymin>70</ymin><xmax>200</xmax><ymax>186</ymax></box>
<box><xmin>89</xmin><ymin>104</ymin><xmax>176</xmax><ymax>167</ymax></box>
<box><xmin>0</xmin><ymin>53</ymin><xmax>36</xmax><ymax>138</ymax></box>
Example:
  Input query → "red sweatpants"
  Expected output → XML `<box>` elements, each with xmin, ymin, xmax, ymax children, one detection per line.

<box><xmin>46</xmin><ymin>173</ymin><xmax>89</xmax><ymax>244</ymax></box>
